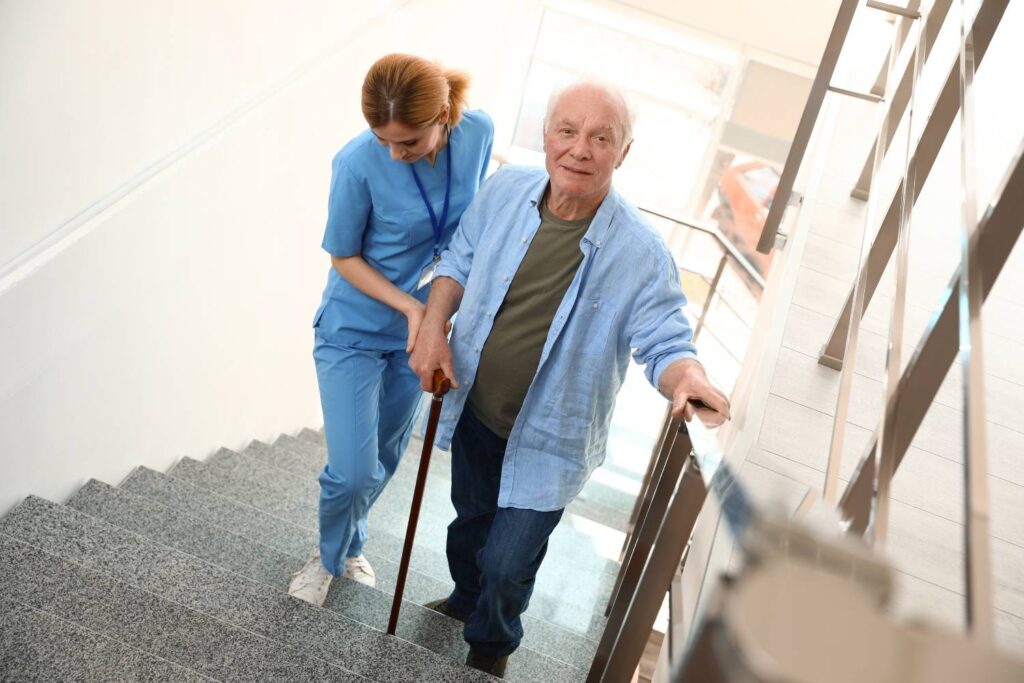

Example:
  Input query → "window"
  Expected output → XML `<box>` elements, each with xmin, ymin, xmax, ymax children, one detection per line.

<box><xmin>510</xmin><ymin>7</ymin><xmax>733</xmax><ymax>217</ymax></box>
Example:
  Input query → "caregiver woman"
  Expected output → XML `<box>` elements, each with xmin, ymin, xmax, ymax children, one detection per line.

<box><xmin>289</xmin><ymin>54</ymin><xmax>493</xmax><ymax>606</ymax></box>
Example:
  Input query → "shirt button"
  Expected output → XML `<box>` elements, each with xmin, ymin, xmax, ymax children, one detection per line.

<box><xmin>592</xmin><ymin>302</ymin><xmax>599</xmax><ymax>309</ymax></box>
<box><xmin>502</xmin><ymin>276</ymin><xmax>509</xmax><ymax>282</ymax></box>
<box><xmin>596</xmin><ymin>240</ymin><xmax>602</xmax><ymax>246</ymax></box>
<box><xmin>521</xmin><ymin>238</ymin><xmax>527</xmax><ymax>244</ymax></box>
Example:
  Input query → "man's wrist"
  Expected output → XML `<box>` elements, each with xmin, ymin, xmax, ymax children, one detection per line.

<box><xmin>420</xmin><ymin>311</ymin><xmax>450</xmax><ymax>334</ymax></box>
<box><xmin>657</xmin><ymin>357</ymin><xmax>704</xmax><ymax>397</ymax></box>
<box><xmin>674</xmin><ymin>357</ymin><xmax>703</xmax><ymax>376</ymax></box>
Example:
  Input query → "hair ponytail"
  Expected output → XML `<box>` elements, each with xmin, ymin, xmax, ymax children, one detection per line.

<box><xmin>443</xmin><ymin>68</ymin><xmax>469</xmax><ymax>127</ymax></box>
<box><xmin>361</xmin><ymin>54</ymin><xmax>472</xmax><ymax>130</ymax></box>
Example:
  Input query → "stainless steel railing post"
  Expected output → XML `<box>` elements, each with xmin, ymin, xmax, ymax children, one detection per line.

<box><xmin>955</xmin><ymin>0</ymin><xmax>993</xmax><ymax>642</ymax></box>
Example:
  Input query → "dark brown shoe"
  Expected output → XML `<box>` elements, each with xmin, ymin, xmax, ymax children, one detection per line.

<box><xmin>423</xmin><ymin>598</ymin><xmax>471</xmax><ymax>624</ymax></box>
<box><xmin>466</xmin><ymin>649</ymin><xmax>508</xmax><ymax>678</ymax></box>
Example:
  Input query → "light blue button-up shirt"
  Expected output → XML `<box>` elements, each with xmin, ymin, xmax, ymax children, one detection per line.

<box><xmin>433</xmin><ymin>165</ymin><xmax>698</xmax><ymax>511</ymax></box>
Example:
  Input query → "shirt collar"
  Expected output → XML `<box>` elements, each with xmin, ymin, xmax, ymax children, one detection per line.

<box><xmin>527</xmin><ymin>175</ymin><xmax>620</xmax><ymax>250</ymax></box>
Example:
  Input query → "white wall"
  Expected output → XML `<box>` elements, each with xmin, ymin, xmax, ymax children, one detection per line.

<box><xmin>0</xmin><ymin>0</ymin><xmax>839</xmax><ymax>514</ymax></box>
<box><xmin>0</xmin><ymin>1</ymin><xmax>376</xmax><ymax>268</ymax></box>
<box><xmin>617</xmin><ymin>0</ymin><xmax>843</xmax><ymax>67</ymax></box>
<box><xmin>0</xmin><ymin>0</ymin><xmax>547</xmax><ymax>514</ymax></box>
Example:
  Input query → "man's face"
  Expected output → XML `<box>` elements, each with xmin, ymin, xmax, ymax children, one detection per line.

<box><xmin>543</xmin><ymin>86</ymin><xmax>630</xmax><ymax>203</ymax></box>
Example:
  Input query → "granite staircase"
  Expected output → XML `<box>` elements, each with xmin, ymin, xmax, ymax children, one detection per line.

<box><xmin>0</xmin><ymin>427</ymin><xmax>630</xmax><ymax>681</ymax></box>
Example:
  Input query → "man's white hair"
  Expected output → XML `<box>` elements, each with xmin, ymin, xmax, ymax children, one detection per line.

<box><xmin>543</xmin><ymin>79</ymin><xmax>635</xmax><ymax>150</ymax></box>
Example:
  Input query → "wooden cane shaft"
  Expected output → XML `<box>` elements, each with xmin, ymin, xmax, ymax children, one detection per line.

<box><xmin>387</xmin><ymin>394</ymin><xmax>444</xmax><ymax>634</ymax></box>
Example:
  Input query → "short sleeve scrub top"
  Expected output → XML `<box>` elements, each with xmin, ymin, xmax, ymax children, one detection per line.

<box><xmin>312</xmin><ymin>110</ymin><xmax>494</xmax><ymax>574</ymax></box>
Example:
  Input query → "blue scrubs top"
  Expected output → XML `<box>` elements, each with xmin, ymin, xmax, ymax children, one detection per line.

<box><xmin>314</xmin><ymin>109</ymin><xmax>494</xmax><ymax>350</ymax></box>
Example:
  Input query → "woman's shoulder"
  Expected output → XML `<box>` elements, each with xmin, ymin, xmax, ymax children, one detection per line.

<box><xmin>455</xmin><ymin>109</ymin><xmax>494</xmax><ymax>140</ymax></box>
<box><xmin>331</xmin><ymin>129</ymin><xmax>381</xmax><ymax>177</ymax></box>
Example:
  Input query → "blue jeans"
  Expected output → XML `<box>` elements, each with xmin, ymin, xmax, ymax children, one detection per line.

<box><xmin>313</xmin><ymin>335</ymin><xmax>422</xmax><ymax>575</ymax></box>
<box><xmin>445</xmin><ymin>408</ymin><xmax>564</xmax><ymax>658</ymax></box>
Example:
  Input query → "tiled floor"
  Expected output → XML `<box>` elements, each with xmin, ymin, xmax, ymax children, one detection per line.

<box><xmin>735</xmin><ymin>86</ymin><xmax>1024</xmax><ymax>657</ymax></box>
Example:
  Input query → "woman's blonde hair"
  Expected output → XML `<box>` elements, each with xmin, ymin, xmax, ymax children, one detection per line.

<box><xmin>361</xmin><ymin>54</ymin><xmax>469</xmax><ymax>129</ymax></box>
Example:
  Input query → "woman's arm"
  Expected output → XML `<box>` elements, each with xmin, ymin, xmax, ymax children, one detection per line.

<box><xmin>331</xmin><ymin>254</ymin><xmax>425</xmax><ymax>351</ymax></box>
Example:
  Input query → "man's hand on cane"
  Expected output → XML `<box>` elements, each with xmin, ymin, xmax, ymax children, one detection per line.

<box><xmin>410</xmin><ymin>316</ymin><xmax>459</xmax><ymax>391</ymax></box>
<box><xmin>409</xmin><ymin>276</ymin><xmax>464</xmax><ymax>392</ymax></box>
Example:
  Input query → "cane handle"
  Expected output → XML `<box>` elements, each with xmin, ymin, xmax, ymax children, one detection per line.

<box><xmin>432</xmin><ymin>369</ymin><xmax>452</xmax><ymax>398</ymax></box>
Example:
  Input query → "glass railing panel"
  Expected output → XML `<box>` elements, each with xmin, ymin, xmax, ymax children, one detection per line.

<box><xmin>702</xmin><ymin>296</ymin><xmax>752</xmax><ymax>363</ymax></box>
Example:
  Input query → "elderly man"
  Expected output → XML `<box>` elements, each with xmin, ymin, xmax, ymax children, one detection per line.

<box><xmin>409</xmin><ymin>81</ymin><xmax>729</xmax><ymax>677</ymax></box>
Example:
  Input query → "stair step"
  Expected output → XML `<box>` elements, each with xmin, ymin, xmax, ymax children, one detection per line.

<box><xmin>121</xmin><ymin>465</ymin><xmax>409</xmax><ymax>596</ymax></box>
<box><xmin>0</xmin><ymin>496</ymin><xmax>499</xmax><ymax>683</ymax></box>
<box><xmin>121</xmin><ymin>465</ymin><xmax>600</xmax><ymax>672</ymax></box>
<box><xmin>0</xmin><ymin>534</ymin><xmax>363</xmax><ymax>682</ymax></box>
<box><xmin>103</xmin><ymin>467</ymin><xmax>587</xmax><ymax>679</ymax></box>
<box><xmin>262</xmin><ymin>435</ymin><xmax>622</xmax><ymax>584</ymax></box>
<box><xmin>244</xmin><ymin>435</ymin><xmax>622</xmax><ymax>593</ymax></box>
<box><xmin>165</xmin><ymin>454</ymin><xmax>444</xmax><ymax>589</ymax></box>
<box><xmin>121</xmin><ymin>465</ymin><xmax>316</xmax><ymax>561</ymax></box>
<box><xmin>67</xmin><ymin>479</ymin><xmax>297</xmax><ymax>590</ymax></box>
<box><xmin>248</xmin><ymin>437</ymin><xmax>326</xmax><ymax>480</ymax></box>
<box><xmin>566</xmin><ymin>492</ymin><xmax>632</xmax><ymax>533</ymax></box>
<box><xmin>171</xmin><ymin>450</ymin><xmax>318</xmax><ymax>527</ymax></box>
<box><xmin>62</xmin><ymin>479</ymin><xmax>498</xmax><ymax>672</ymax></box>
<box><xmin>281</xmin><ymin>427</ymin><xmax>629</xmax><ymax>535</ymax></box>
<box><xmin>173</xmin><ymin>449</ymin><xmax>608</xmax><ymax>649</ymax></box>
<box><xmin>220</xmin><ymin>441</ymin><xmax>617</xmax><ymax>639</ymax></box>
<box><xmin>296</xmin><ymin>427</ymin><xmax>325</xmax><ymax>446</ymax></box>
<box><xmin>1</xmin><ymin>593</ymin><xmax>216</xmax><ymax>682</ymax></box>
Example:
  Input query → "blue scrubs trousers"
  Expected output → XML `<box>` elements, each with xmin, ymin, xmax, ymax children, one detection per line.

<box><xmin>313</xmin><ymin>333</ymin><xmax>422</xmax><ymax>576</ymax></box>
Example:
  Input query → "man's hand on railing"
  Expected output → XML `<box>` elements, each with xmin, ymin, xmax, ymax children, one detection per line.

<box><xmin>659</xmin><ymin>358</ymin><xmax>730</xmax><ymax>427</ymax></box>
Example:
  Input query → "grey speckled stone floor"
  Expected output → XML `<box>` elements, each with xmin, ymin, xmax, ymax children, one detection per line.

<box><xmin>0</xmin><ymin>594</ymin><xmax>217</xmax><ymax>682</ymax></box>
<box><xmin>119</xmin><ymin>464</ymin><xmax>600</xmax><ymax>672</ymax></box>
<box><xmin>0</xmin><ymin>536</ymin><xmax>365</xmax><ymax>683</ymax></box>
<box><xmin>169</xmin><ymin>444</ymin><xmax>611</xmax><ymax>644</ymax></box>
<box><xmin>0</xmin><ymin>498</ymin><xmax>495</xmax><ymax>683</ymax></box>
<box><xmin>0</xmin><ymin>421</ymin><xmax>647</xmax><ymax>681</ymax></box>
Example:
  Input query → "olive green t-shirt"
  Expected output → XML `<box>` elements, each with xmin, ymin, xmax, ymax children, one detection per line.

<box><xmin>467</xmin><ymin>199</ymin><xmax>594</xmax><ymax>438</ymax></box>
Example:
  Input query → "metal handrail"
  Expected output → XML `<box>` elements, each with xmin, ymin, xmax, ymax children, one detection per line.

<box><xmin>852</xmin><ymin>0</ymin><xmax>952</xmax><ymax>199</ymax></box>
<box><xmin>590</xmin><ymin>418</ymin><xmax>707</xmax><ymax>683</ymax></box>
<box><xmin>756</xmin><ymin>0</ymin><xmax>860</xmax><ymax>254</ymax></box>
<box><xmin>822</xmin><ymin>0</ymin><xmax>911</xmax><ymax>507</ymax></box>
<box><xmin>866</xmin><ymin>0</ymin><xmax>922</xmax><ymax>97</ymax></box>
<box><xmin>818</xmin><ymin>0</ymin><xmax>1010</xmax><ymax>368</ymax></box>
<box><xmin>839</xmin><ymin>135</ymin><xmax>1024</xmax><ymax>535</ymax></box>
<box><xmin>608</xmin><ymin>1</ymin><xmax>1017</xmax><ymax>677</ymax></box>
<box><xmin>638</xmin><ymin>206</ymin><xmax>767</xmax><ymax>291</ymax></box>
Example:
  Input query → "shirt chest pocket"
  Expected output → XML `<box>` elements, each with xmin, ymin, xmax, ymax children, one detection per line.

<box><xmin>572</xmin><ymin>298</ymin><xmax>621</xmax><ymax>356</ymax></box>
<box><xmin>368</xmin><ymin>206</ymin><xmax>431</xmax><ymax>250</ymax></box>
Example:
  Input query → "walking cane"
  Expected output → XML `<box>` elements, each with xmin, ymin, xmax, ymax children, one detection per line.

<box><xmin>387</xmin><ymin>368</ymin><xmax>451</xmax><ymax>635</ymax></box>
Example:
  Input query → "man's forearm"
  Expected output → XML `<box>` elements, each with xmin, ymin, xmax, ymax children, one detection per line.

<box><xmin>423</xmin><ymin>276</ymin><xmax>465</xmax><ymax>330</ymax></box>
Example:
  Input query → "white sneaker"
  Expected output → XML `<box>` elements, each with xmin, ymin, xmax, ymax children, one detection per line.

<box><xmin>343</xmin><ymin>554</ymin><xmax>376</xmax><ymax>587</ymax></box>
<box><xmin>288</xmin><ymin>548</ymin><xmax>333</xmax><ymax>607</ymax></box>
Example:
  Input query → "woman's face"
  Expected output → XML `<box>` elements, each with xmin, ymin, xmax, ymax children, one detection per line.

<box><xmin>372</xmin><ymin>118</ymin><xmax>446</xmax><ymax>164</ymax></box>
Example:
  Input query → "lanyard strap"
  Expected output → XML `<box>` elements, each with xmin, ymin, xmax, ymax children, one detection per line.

<box><xmin>409</xmin><ymin>133</ymin><xmax>452</xmax><ymax>258</ymax></box>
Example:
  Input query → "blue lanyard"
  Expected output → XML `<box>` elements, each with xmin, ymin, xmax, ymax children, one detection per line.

<box><xmin>409</xmin><ymin>133</ymin><xmax>451</xmax><ymax>259</ymax></box>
